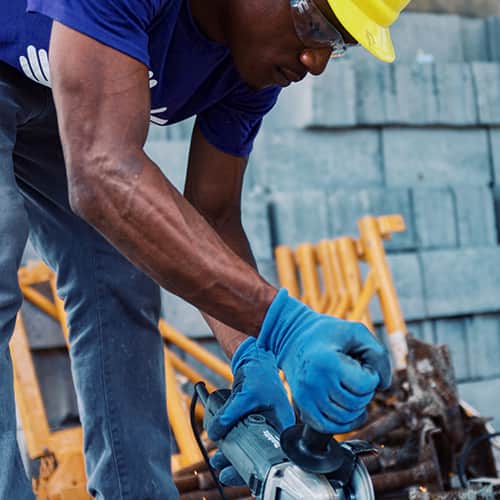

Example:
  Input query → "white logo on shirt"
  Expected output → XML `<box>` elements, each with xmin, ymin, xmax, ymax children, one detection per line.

<box><xmin>19</xmin><ymin>46</ymin><xmax>168</xmax><ymax>124</ymax></box>
<box><xmin>19</xmin><ymin>45</ymin><xmax>51</xmax><ymax>87</ymax></box>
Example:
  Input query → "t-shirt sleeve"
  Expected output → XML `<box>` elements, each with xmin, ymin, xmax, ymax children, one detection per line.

<box><xmin>27</xmin><ymin>0</ymin><xmax>168</xmax><ymax>67</ymax></box>
<box><xmin>197</xmin><ymin>84</ymin><xmax>281</xmax><ymax>158</ymax></box>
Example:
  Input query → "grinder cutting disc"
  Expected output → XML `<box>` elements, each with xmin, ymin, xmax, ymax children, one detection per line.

<box><xmin>339</xmin><ymin>459</ymin><xmax>375</xmax><ymax>500</ymax></box>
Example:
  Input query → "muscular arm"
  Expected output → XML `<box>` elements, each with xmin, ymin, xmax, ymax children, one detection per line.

<box><xmin>49</xmin><ymin>22</ymin><xmax>276</xmax><ymax>335</ymax></box>
<box><xmin>184</xmin><ymin>124</ymin><xmax>258</xmax><ymax>357</ymax></box>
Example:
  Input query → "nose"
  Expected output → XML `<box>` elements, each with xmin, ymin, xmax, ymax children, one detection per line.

<box><xmin>299</xmin><ymin>47</ymin><xmax>332</xmax><ymax>76</ymax></box>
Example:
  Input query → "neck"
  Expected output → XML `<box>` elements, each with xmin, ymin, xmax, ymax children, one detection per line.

<box><xmin>189</xmin><ymin>0</ymin><xmax>227</xmax><ymax>44</ymax></box>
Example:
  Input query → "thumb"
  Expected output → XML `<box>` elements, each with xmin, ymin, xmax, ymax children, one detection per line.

<box><xmin>207</xmin><ymin>392</ymin><xmax>247</xmax><ymax>442</ymax></box>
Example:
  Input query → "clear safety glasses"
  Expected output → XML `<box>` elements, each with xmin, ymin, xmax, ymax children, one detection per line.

<box><xmin>290</xmin><ymin>0</ymin><xmax>358</xmax><ymax>58</ymax></box>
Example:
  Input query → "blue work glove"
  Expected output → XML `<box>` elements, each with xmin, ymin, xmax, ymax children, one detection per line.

<box><xmin>256</xmin><ymin>288</ymin><xmax>392</xmax><ymax>435</ymax></box>
<box><xmin>207</xmin><ymin>337</ymin><xmax>295</xmax><ymax>486</ymax></box>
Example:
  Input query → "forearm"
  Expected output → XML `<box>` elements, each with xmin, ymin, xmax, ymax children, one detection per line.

<box><xmin>196</xmin><ymin>213</ymin><xmax>258</xmax><ymax>358</ymax></box>
<box><xmin>70</xmin><ymin>150</ymin><xmax>276</xmax><ymax>335</ymax></box>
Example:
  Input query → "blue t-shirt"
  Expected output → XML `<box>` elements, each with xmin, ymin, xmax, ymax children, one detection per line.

<box><xmin>0</xmin><ymin>0</ymin><xmax>281</xmax><ymax>156</ymax></box>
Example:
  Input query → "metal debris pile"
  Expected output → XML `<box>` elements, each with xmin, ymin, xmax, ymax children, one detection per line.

<box><xmin>173</xmin><ymin>336</ymin><xmax>500</xmax><ymax>499</ymax></box>
<box><xmin>352</xmin><ymin>336</ymin><xmax>500</xmax><ymax>499</ymax></box>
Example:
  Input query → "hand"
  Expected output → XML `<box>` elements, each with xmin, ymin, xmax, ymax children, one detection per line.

<box><xmin>256</xmin><ymin>289</ymin><xmax>392</xmax><ymax>434</ymax></box>
<box><xmin>207</xmin><ymin>337</ymin><xmax>295</xmax><ymax>485</ymax></box>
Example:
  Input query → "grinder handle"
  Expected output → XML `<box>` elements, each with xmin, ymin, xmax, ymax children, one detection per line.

<box><xmin>301</xmin><ymin>425</ymin><xmax>343</xmax><ymax>455</ymax></box>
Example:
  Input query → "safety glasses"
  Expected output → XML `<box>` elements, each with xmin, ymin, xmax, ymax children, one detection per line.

<box><xmin>290</xmin><ymin>0</ymin><xmax>358</xmax><ymax>58</ymax></box>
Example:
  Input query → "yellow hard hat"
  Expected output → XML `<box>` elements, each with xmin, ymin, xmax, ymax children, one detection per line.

<box><xmin>326</xmin><ymin>0</ymin><xmax>411</xmax><ymax>62</ymax></box>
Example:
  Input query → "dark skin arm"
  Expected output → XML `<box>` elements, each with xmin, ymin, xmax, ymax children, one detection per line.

<box><xmin>49</xmin><ymin>22</ymin><xmax>277</xmax><ymax>339</ymax></box>
<box><xmin>184</xmin><ymin>124</ymin><xmax>257</xmax><ymax>357</ymax></box>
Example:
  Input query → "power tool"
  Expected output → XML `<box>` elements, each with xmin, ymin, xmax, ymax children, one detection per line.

<box><xmin>195</xmin><ymin>383</ymin><xmax>376</xmax><ymax>500</ymax></box>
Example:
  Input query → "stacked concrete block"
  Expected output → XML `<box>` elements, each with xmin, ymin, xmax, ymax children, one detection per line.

<box><xmin>434</xmin><ymin>318</ymin><xmax>470</xmax><ymax>381</ymax></box>
<box><xmin>472</xmin><ymin>63</ymin><xmax>500</xmax><ymax>124</ymax></box>
<box><xmin>241</xmin><ymin>190</ymin><xmax>273</xmax><ymax>261</ymax></box>
<box><xmin>382</xmin><ymin>129</ymin><xmax>491</xmax><ymax>187</ymax></box>
<box><xmin>327</xmin><ymin>188</ymin><xmax>415</xmax><ymax>251</ymax></box>
<box><xmin>459</xmin><ymin>378</ymin><xmax>500</xmax><ymax>429</ymax></box>
<box><xmin>487</xmin><ymin>17</ymin><xmax>500</xmax><ymax>61</ymax></box>
<box><xmin>412</xmin><ymin>187</ymin><xmax>457</xmax><ymax>249</ymax></box>
<box><xmin>250</xmin><ymin>129</ymin><xmax>383</xmax><ymax>190</ymax></box>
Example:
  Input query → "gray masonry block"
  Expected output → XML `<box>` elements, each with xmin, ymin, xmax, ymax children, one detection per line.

<box><xmin>412</xmin><ymin>188</ymin><xmax>457</xmax><ymax>249</ymax></box>
<box><xmin>147</xmin><ymin>123</ymin><xmax>167</xmax><ymax>141</ymax></box>
<box><xmin>390</xmin><ymin>13</ymin><xmax>465</xmax><ymax>63</ymax></box>
<box><xmin>407</xmin><ymin>320</ymin><xmax>435</xmax><ymax>344</ymax></box>
<box><xmin>268</xmin><ymin>191</ymin><xmax>330</xmax><ymax>248</ymax></box>
<box><xmin>472</xmin><ymin>63</ymin><xmax>500</xmax><ymax>124</ymax></box>
<box><xmin>310</xmin><ymin>60</ymin><xmax>357</xmax><ymax>127</ymax></box>
<box><xmin>241</xmin><ymin>190</ymin><xmax>273</xmax><ymax>261</ymax></box>
<box><xmin>490</xmin><ymin>128</ymin><xmax>500</xmax><ymax>184</ymax></box>
<box><xmin>143</xmin><ymin>140</ymin><xmax>189</xmax><ymax>192</ymax></box>
<box><xmin>486</xmin><ymin>17</ymin><xmax>500</xmax><ymax>62</ymax></box>
<box><xmin>250</xmin><ymin>130</ymin><xmax>383</xmax><ymax>191</ymax></box>
<box><xmin>434</xmin><ymin>64</ymin><xmax>478</xmax><ymax>125</ymax></box>
<box><xmin>466</xmin><ymin>315</ymin><xmax>500</xmax><ymax>379</ymax></box>
<box><xmin>453</xmin><ymin>186</ymin><xmax>498</xmax><ymax>246</ymax></box>
<box><xmin>327</xmin><ymin>188</ymin><xmax>416</xmax><ymax>251</ymax></box>
<box><xmin>459</xmin><ymin>377</ymin><xmax>500</xmax><ymax>430</ymax></box>
<box><xmin>421</xmin><ymin>247</ymin><xmax>500</xmax><ymax>317</ymax></box>
<box><xmin>461</xmin><ymin>17</ymin><xmax>489</xmax><ymax>63</ymax></box>
<box><xmin>257</xmin><ymin>259</ymin><xmax>279</xmax><ymax>287</ymax></box>
<box><xmin>494</xmin><ymin>187</ymin><xmax>500</xmax><ymax>244</ymax></box>
<box><xmin>165</xmin><ymin>116</ymin><xmax>195</xmax><ymax>141</ymax></box>
<box><xmin>383</xmin><ymin>129</ymin><xmax>491</xmax><ymax>187</ymax></box>
<box><xmin>355</xmin><ymin>63</ymin><xmax>391</xmax><ymax>125</ymax></box>
<box><xmin>385</xmin><ymin>64</ymin><xmax>438</xmax><ymax>125</ymax></box>
<box><xmin>434</xmin><ymin>318</ymin><xmax>470</xmax><ymax>381</ymax></box>
<box><xmin>262</xmin><ymin>77</ymin><xmax>313</xmax><ymax>131</ymax></box>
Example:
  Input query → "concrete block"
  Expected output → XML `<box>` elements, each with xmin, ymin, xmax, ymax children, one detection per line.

<box><xmin>257</xmin><ymin>259</ymin><xmax>279</xmax><ymax>287</ymax></box>
<box><xmin>268</xmin><ymin>190</ymin><xmax>330</xmax><ymax>247</ymax></box>
<box><xmin>459</xmin><ymin>377</ymin><xmax>500</xmax><ymax>430</ymax></box>
<box><xmin>471</xmin><ymin>63</ymin><xmax>500</xmax><ymax>124</ymax></box>
<box><xmin>262</xmin><ymin>77</ymin><xmax>313</xmax><ymax>131</ymax></box>
<box><xmin>453</xmin><ymin>186</ymin><xmax>498</xmax><ymax>246</ymax></box>
<box><xmin>461</xmin><ymin>18</ymin><xmax>489</xmax><ymax>63</ymax></box>
<box><xmin>466</xmin><ymin>315</ymin><xmax>500</xmax><ymax>379</ymax></box>
<box><xmin>493</xmin><ymin>187</ymin><xmax>500</xmax><ymax>244</ymax></box>
<box><xmin>383</xmin><ymin>129</ymin><xmax>491</xmax><ymax>187</ymax></box>
<box><xmin>355</xmin><ymin>63</ymin><xmax>391</xmax><ymax>125</ymax></box>
<box><xmin>421</xmin><ymin>247</ymin><xmax>500</xmax><ymax>317</ymax></box>
<box><xmin>143</xmin><ymin>140</ymin><xmax>189</xmax><ymax>192</ymax></box>
<box><xmin>407</xmin><ymin>320</ymin><xmax>435</xmax><ymax>344</ymax></box>
<box><xmin>328</xmin><ymin>188</ymin><xmax>416</xmax><ymax>251</ymax></box>
<box><xmin>250</xmin><ymin>130</ymin><xmax>383</xmax><ymax>191</ymax></box>
<box><xmin>310</xmin><ymin>60</ymin><xmax>357</xmax><ymax>127</ymax></box>
<box><xmin>369</xmin><ymin>253</ymin><xmax>426</xmax><ymax>323</ymax></box>
<box><xmin>412</xmin><ymin>187</ymin><xmax>457</xmax><ymax>249</ymax></box>
<box><xmin>241</xmin><ymin>190</ymin><xmax>273</xmax><ymax>261</ymax></box>
<box><xmin>147</xmin><ymin>123</ymin><xmax>167</xmax><ymax>141</ymax></box>
<box><xmin>161</xmin><ymin>290</ymin><xmax>211</xmax><ymax>338</ymax></box>
<box><xmin>490</xmin><ymin>128</ymin><xmax>500</xmax><ymax>184</ymax></box>
<box><xmin>486</xmin><ymin>17</ymin><xmax>500</xmax><ymax>62</ymax></box>
<box><xmin>434</xmin><ymin>64</ymin><xmax>478</xmax><ymax>125</ymax></box>
<box><xmin>385</xmin><ymin>64</ymin><xmax>438</xmax><ymax>125</ymax></box>
<box><xmin>21</xmin><ymin>301</ymin><xmax>66</xmax><ymax>349</ymax></box>
<box><xmin>390</xmin><ymin>13</ymin><xmax>464</xmax><ymax>63</ymax></box>
<box><xmin>434</xmin><ymin>318</ymin><xmax>470</xmax><ymax>382</ymax></box>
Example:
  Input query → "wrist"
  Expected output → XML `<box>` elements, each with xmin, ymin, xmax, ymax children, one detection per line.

<box><xmin>230</xmin><ymin>336</ymin><xmax>256</xmax><ymax>373</ymax></box>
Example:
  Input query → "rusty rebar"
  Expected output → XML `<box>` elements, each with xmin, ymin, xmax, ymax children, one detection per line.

<box><xmin>179</xmin><ymin>485</ymin><xmax>250</xmax><ymax>500</ymax></box>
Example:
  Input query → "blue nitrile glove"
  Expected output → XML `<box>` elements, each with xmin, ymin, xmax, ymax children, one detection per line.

<box><xmin>207</xmin><ymin>337</ymin><xmax>295</xmax><ymax>486</ymax></box>
<box><xmin>256</xmin><ymin>288</ymin><xmax>392</xmax><ymax>435</ymax></box>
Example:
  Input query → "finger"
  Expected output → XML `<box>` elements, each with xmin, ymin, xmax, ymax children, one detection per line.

<box><xmin>219</xmin><ymin>466</ymin><xmax>246</xmax><ymax>486</ymax></box>
<box><xmin>328</xmin><ymin>385</ymin><xmax>374</xmax><ymax>413</ymax></box>
<box><xmin>210</xmin><ymin>450</ymin><xmax>231</xmax><ymax>470</ymax></box>
<box><xmin>318</xmin><ymin>397</ymin><xmax>366</xmax><ymax>427</ymax></box>
<box><xmin>299</xmin><ymin>402</ymin><xmax>365</xmax><ymax>435</ymax></box>
<box><xmin>207</xmin><ymin>391</ymin><xmax>253</xmax><ymax>441</ymax></box>
<box><xmin>335</xmin><ymin>354</ymin><xmax>380</xmax><ymax>396</ymax></box>
<box><xmin>275</xmin><ymin>401</ymin><xmax>296</xmax><ymax>431</ymax></box>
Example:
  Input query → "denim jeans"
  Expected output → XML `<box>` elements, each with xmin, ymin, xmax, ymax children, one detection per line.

<box><xmin>0</xmin><ymin>62</ymin><xmax>179</xmax><ymax>499</ymax></box>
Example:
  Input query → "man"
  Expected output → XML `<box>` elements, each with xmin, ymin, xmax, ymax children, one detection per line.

<box><xmin>0</xmin><ymin>0</ymin><xmax>409</xmax><ymax>498</ymax></box>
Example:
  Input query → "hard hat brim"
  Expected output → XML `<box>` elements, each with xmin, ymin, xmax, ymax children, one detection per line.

<box><xmin>326</xmin><ymin>0</ymin><xmax>396</xmax><ymax>63</ymax></box>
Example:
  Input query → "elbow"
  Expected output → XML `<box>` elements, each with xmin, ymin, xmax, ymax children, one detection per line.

<box><xmin>68</xmin><ymin>177</ymin><xmax>102</xmax><ymax>222</ymax></box>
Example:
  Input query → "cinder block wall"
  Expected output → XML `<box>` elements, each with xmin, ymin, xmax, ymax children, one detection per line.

<box><xmin>409</xmin><ymin>0</ymin><xmax>500</xmax><ymax>17</ymax></box>
<box><xmin>147</xmin><ymin>13</ymin><xmax>500</xmax><ymax>427</ymax></box>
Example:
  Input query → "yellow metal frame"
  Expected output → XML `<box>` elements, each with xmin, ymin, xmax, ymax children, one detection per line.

<box><xmin>275</xmin><ymin>214</ymin><xmax>409</xmax><ymax>370</ymax></box>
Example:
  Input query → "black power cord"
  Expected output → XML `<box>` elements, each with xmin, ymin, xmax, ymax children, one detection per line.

<box><xmin>457</xmin><ymin>431</ymin><xmax>500</xmax><ymax>488</ymax></box>
<box><xmin>189</xmin><ymin>382</ymin><xmax>228</xmax><ymax>500</ymax></box>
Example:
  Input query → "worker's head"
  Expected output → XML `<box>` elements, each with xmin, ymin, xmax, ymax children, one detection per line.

<box><xmin>223</xmin><ymin>0</ymin><xmax>411</xmax><ymax>89</ymax></box>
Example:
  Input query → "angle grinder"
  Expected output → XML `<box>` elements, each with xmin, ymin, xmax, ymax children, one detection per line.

<box><xmin>196</xmin><ymin>383</ymin><xmax>376</xmax><ymax>500</ymax></box>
